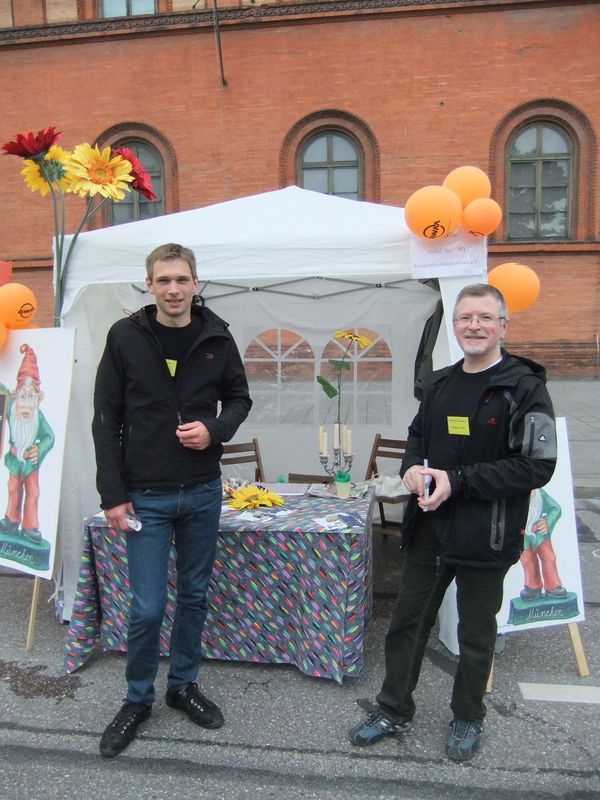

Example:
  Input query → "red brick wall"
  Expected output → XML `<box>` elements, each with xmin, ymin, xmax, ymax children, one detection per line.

<box><xmin>0</xmin><ymin>2</ymin><xmax>598</xmax><ymax>374</ymax></box>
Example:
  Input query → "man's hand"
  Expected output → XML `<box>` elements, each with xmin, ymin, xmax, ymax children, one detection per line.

<box><xmin>418</xmin><ymin>467</ymin><xmax>451</xmax><ymax>512</ymax></box>
<box><xmin>176</xmin><ymin>420</ymin><xmax>212</xmax><ymax>450</ymax></box>
<box><xmin>105</xmin><ymin>502</ymin><xmax>135</xmax><ymax>532</ymax></box>
<box><xmin>402</xmin><ymin>464</ymin><xmax>428</xmax><ymax>496</ymax></box>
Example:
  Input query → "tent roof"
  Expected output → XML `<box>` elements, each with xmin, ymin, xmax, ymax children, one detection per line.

<box><xmin>60</xmin><ymin>186</ymin><xmax>411</xmax><ymax>316</ymax></box>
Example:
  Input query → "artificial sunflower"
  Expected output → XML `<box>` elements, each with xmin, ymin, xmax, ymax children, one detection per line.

<box><xmin>20</xmin><ymin>145</ymin><xmax>71</xmax><ymax>197</ymax></box>
<box><xmin>333</xmin><ymin>330</ymin><xmax>373</xmax><ymax>349</ymax></box>
<box><xmin>228</xmin><ymin>485</ymin><xmax>285</xmax><ymax>510</ymax></box>
<box><xmin>67</xmin><ymin>143</ymin><xmax>134</xmax><ymax>201</ymax></box>
<box><xmin>112</xmin><ymin>145</ymin><xmax>156</xmax><ymax>201</ymax></box>
<box><xmin>317</xmin><ymin>328</ymin><xmax>374</xmax><ymax>421</ymax></box>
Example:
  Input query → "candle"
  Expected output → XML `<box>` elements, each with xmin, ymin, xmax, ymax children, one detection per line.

<box><xmin>346</xmin><ymin>428</ymin><xmax>352</xmax><ymax>455</ymax></box>
<box><xmin>322</xmin><ymin>431</ymin><xmax>327</xmax><ymax>455</ymax></box>
<box><xmin>319</xmin><ymin>425</ymin><xmax>324</xmax><ymax>454</ymax></box>
<box><xmin>341</xmin><ymin>424</ymin><xmax>347</xmax><ymax>454</ymax></box>
<box><xmin>334</xmin><ymin>423</ymin><xmax>340</xmax><ymax>450</ymax></box>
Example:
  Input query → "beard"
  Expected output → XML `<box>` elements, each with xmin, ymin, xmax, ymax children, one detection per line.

<box><xmin>9</xmin><ymin>404</ymin><xmax>39</xmax><ymax>461</ymax></box>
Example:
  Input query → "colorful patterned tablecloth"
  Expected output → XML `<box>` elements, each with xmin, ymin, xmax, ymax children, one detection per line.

<box><xmin>64</xmin><ymin>490</ymin><xmax>374</xmax><ymax>682</ymax></box>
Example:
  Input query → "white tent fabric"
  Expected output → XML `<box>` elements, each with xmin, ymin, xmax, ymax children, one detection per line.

<box><xmin>56</xmin><ymin>187</ymin><xmax>479</xmax><ymax>620</ymax></box>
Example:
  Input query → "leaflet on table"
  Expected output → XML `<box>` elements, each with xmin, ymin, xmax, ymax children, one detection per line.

<box><xmin>314</xmin><ymin>511</ymin><xmax>365</xmax><ymax>530</ymax></box>
<box><xmin>234</xmin><ymin>508</ymin><xmax>295</xmax><ymax>523</ymax></box>
<box><xmin>307</xmin><ymin>483</ymin><xmax>369</xmax><ymax>499</ymax></box>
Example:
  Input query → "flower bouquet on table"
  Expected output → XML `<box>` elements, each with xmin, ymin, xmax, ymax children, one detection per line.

<box><xmin>2</xmin><ymin>127</ymin><xmax>156</xmax><ymax>325</ymax></box>
<box><xmin>227</xmin><ymin>484</ymin><xmax>285</xmax><ymax>510</ymax></box>
<box><xmin>317</xmin><ymin>329</ymin><xmax>373</xmax><ymax>480</ymax></box>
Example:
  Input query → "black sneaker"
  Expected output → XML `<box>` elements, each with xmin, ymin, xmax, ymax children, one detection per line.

<box><xmin>165</xmin><ymin>682</ymin><xmax>224</xmax><ymax>729</ymax></box>
<box><xmin>99</xmin><ymin>701</ymin><xmax>152</xmax><ymax>758</ymax></box>
<box><xmin>348</xmin><ymin>704</ymin><xmax>412</xmax><ymax>746</ymax></box>
<box><xmin>446</xmin><ymin>718</ymin><xmax>482</xmax><ymax>761</ymax></box>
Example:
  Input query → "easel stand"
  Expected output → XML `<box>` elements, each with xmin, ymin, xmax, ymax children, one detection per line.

<box><xmin>486</xmin><ymin>621</ymin><xmax>590</xmax><ymax>693</ymax></box>
<box><xmin>25</xmin><ymin>576</ymin><xmax>41</xmax><ymax>652</ymax></box>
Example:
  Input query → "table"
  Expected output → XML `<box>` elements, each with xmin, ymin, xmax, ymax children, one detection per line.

<box><xmin>63</xmin><ymin>490</ymin><xmax>374</xmax><ymax>682</ymax></box>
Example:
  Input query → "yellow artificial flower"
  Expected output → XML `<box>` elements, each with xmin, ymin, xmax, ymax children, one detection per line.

<box><xmin>333</xmin><ymin>330</ymin><xmax>373</xmax><ymax>349</ymax></box>
<box><xmin>67</xmin><ymin>143</ymin><xmax>134</xmax><ymax>201</ymax></box>
<box><xmin>20</xmin><ymin>145</ymin><xmax>71</xmax><ymax>197</ymax></box>
<box><xmin>228</xmin><ymin>485</ymin><xmax>285</xmax><ymax>509</ymax></box>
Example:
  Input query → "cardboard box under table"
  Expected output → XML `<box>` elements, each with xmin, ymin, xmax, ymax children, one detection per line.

<box><xmin>64</xmin><ymin>490</ymin><xmax>375</xmax><ymax>682</ymax></box>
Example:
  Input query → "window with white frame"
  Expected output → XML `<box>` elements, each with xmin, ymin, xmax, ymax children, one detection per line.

<box><xmin>100</xmin><ymin>0</ymin><xmax>156</xmax><ymax>17</ymax></box>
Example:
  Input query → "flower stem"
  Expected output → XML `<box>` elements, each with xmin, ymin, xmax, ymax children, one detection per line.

<box><xmin>58</xmin><ymin>196</ymin><xmax>107</xmax><ymax>311</ymax></box>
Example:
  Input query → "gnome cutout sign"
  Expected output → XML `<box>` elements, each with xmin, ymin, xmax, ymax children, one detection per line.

<box><xmin>0</xmin><ymin>344</ymin><xmax>55</xmax><ymax>570</ymax></box>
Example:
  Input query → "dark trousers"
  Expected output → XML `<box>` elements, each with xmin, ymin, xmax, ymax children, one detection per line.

<box><xmin>376</xmin><ymin>513</ymin><xmax>508</xmax><ymax>724</ymax></box>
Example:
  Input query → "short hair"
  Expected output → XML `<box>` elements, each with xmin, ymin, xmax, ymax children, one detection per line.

<box><xmin>453</xmin><ymin>283</ymin><xmax>508</xmax><ymax>320</ymax></box>
<box><xmin>145</xmin><ymin>243</ymin><xmax>197</xmax><ymax>281</ymax></box>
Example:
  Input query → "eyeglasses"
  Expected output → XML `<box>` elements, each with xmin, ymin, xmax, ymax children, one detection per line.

<box><xmin>453</xmin><ymin>314</ymin><xmax>506</xmax><ymax>326</ymax></box>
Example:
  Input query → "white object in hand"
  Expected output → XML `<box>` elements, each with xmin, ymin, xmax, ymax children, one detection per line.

<box><xmin>126</xmin><ymin>513</ymin><xmax>142</xmax><ymax>531</ymax></box>
<box><xmin>422</xmin><ymin>458</ymin><xmax>431</xmax><ymax>512</ymax></box>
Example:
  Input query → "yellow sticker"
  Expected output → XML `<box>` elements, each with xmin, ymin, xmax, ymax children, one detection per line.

<box><xmin>166</xmin><ymin>358</ymin><xmax>177</xmax><ymax>378</ymax></box>
<box><xmin>447</xmin><ymin>416</ymin><xmax>470</xmax><ymax>435</ymax></box>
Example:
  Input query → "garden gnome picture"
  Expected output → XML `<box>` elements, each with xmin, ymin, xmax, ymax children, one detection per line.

<box><xmin>520</xmin><ymin>487</ymin><xmax>566</xmax><ymax>600</ymax></box>
<box><xmin>0</xmin><ymin>343</ymin><xmax>54</xmax><ymax>569</ymax></box>
<box><xmin>508</xmin><ymin>485</ymin><xmax>579</xmax><ymax>625</ymax></box>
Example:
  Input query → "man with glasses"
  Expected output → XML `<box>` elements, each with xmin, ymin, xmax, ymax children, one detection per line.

<box><xmin>349</xmin><ymin>283</ymin><xmax>556</xmax><ymax>761</ymax></box>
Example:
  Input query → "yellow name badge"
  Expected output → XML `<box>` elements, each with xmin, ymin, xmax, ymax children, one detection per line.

<box><xmin>166</xmin><ymin>358</ymin><xmax>177</xmax><ymax>378</ymax></box>
<box><xmin>447</xmin><ymin>416</ymin><xmax>470</xmax><ymax>435</ymax></box>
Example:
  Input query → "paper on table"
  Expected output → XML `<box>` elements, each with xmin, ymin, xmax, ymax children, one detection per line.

<box><xmin>259</xmin><ymin>483</ymin><xmax>309</xmax><ymax>495</ymax></box>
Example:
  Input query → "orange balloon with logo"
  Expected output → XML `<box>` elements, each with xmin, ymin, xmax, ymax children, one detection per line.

<box><xmin>0</xmin><ymin>283</ymin><xmax>37</xmax><ymax>328</ymax></box>
<box><xmin>404</xmin><ymin>185</ymin><xmax>463</xmax><ymax>240</ymax></box>
<box><xmin>462</xmin><ymin>198</ymin><xmax>503</xmax><ymax>236</ymax></box>
<box><xmin>443</xmin><ymin>166</ymin><xmax>491</xmax><ymax>208</ymax></box>
<box><xmin>488</xmin><ymin>262</ymin><xmax>540</xmax><ymax>314</ymax></box>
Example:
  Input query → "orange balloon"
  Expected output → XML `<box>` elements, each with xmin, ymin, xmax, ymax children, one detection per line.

<box><xmin>0</xmin><ymin>283</ymin><xmax>37</xmax><ymax>327</ymax></box>
<box><xmin>462</xmin><ymin>198</ymin><xmax>503</xmax><ymax>236</ymax></box>
<box><xmin>488</xmin><ymin>262</ymin><xmax>540</xmax><ymax>314</ymax></box>
<box><xmin>0</xmin><ymin>321</ymin><xmax>7</xmax><ymax>348</ymax></box>
<box><xmin>443</xmin><ymin>166</ymin><xmax>491</xmax><ymax>208</ymax></box>
<box><xmin>404</xmin><ymin>185</ymin><xmax>463</xmax><ymax>240</ymax></box>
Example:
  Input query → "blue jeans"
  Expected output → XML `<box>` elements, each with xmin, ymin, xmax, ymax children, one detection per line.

<box><xmin>125</xmin><ymin>479</ymin><xmax>222</xmax><ymax>705</ymax></box>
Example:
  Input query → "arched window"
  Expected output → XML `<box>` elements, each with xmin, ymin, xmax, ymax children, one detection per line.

<box><xmin>319</xmin><ymin>329</ymin><xmax>393</xmax><ymax>426</ymax></box>
<box><xmin>281</xmin><ymin>110</ymin><xmax>380</xmax><ymax>202</ymax></box>
<box><xmin>506</xmin><ymin>124</ymin><xmax>571</xmax><ymax>240</ymax></box>
<box><xmin>243</xmin><ymin>329</ymin><xmax>316</xmax><ymax>425</ymax></box>
<box><xmin>490</xmin><ymin>100</ymin><xmax>596</xmax><ymax>242</ymax></box>
<box><xmin>109</xmin><ymin>140</ymin><xmax>164</xmax><ymax>225</ymax></box>
<box><xmin>299</xmin><ymin>132</ymin><xmax>361</xmax><ymax>200</ymax></box>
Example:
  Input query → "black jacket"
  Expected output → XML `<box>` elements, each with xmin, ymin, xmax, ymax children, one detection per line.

<box><xmin>92</xmin><ymin>304</ymin><xmax>252</xmax><ymax>509</ymax></box>
<box><xmin>400</xmin><ymin>351</ymin><xmax>557</xmax><ymax>568</ymax></box>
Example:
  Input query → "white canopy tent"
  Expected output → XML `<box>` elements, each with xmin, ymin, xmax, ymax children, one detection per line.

<box><xmin>56</xmin><ymin>187</ymin><xmax>480</xmax><ymax>619</ymax></box>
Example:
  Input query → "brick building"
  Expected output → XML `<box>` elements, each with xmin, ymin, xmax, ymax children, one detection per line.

<box><xmin>0</xmin><ymin>0</ymin><xmax>598</xmax><ymax>375</ymax></box>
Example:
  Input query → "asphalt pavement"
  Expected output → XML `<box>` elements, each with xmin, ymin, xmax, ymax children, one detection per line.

<box><xmin>1</xmin><ymin>379</ymin><xmax>599</xmax><ymax>800</ymax></box>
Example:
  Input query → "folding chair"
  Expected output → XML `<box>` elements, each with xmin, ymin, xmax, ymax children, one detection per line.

<box><xmin>364</xmin><ymin>433</ymin><xmax>409</xmax><ymax>537</ymax></box>
<box><xmin>221</xmin><ymin>438</ymin><xmax>265</xmax><ymax>482</ymax></box>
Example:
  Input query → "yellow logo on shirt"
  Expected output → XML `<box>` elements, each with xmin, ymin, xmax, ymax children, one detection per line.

<box><xmin>166</xmin><ymin>358</ymin><xmax>177</xmax><ymax>378</ymax></box>
<box><xmin>447</xmin><ymin>416</ymin><xmax>470</xmax><ymax>435</ymax></box>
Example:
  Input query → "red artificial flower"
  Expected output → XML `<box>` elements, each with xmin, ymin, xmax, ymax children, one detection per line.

<box><xmin>2</xmin><ymin>126</ymin><xmax>61</xmax><ymax>158</ymax></box>
<box><xmin>112</xmin><ymin>146</ymin><xmax>156</xmax><ymax>201</ymax></box>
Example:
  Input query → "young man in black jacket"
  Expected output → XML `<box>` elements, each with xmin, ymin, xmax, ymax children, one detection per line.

<box><xmin>93</xmin><ymin>243</ymin><xmax>252</xmax><ymax>758</ymax></box>
<box><xmin>349</xmin><ymin>283</ymin><xmax>556</xmax><ymax>761</ymax></box>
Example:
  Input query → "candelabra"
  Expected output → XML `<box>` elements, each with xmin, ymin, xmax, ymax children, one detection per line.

<box><xmin>318</xmin><ymin>423</ymin><xmax>353</xmax><ymax>477</ymax></box>
<box><xmin>319</xmin><ymin>448</ymin><xmax>353</xmax><ymax>478</ymax></box>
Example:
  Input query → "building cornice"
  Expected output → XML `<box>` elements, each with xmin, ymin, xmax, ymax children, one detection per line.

<box><xmin>1</xmin><ymin>0</ymin><xmax>597</xmax><ymax>46</ymax></box>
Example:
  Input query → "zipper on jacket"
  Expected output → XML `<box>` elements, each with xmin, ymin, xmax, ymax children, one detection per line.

<box><xmin>435</xmin><ymin>555</ymin><xmax>441</xmax><ymax>575</ymax></box>
<box><xmin>527</xmin><ymin>414</ymin><xmax>535</xmax><ymax>456</ymax></box>
<box><xmin>177</xmin><ymin>412</ymin><xmax>183</xmax><ymax>426</ymax></box>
